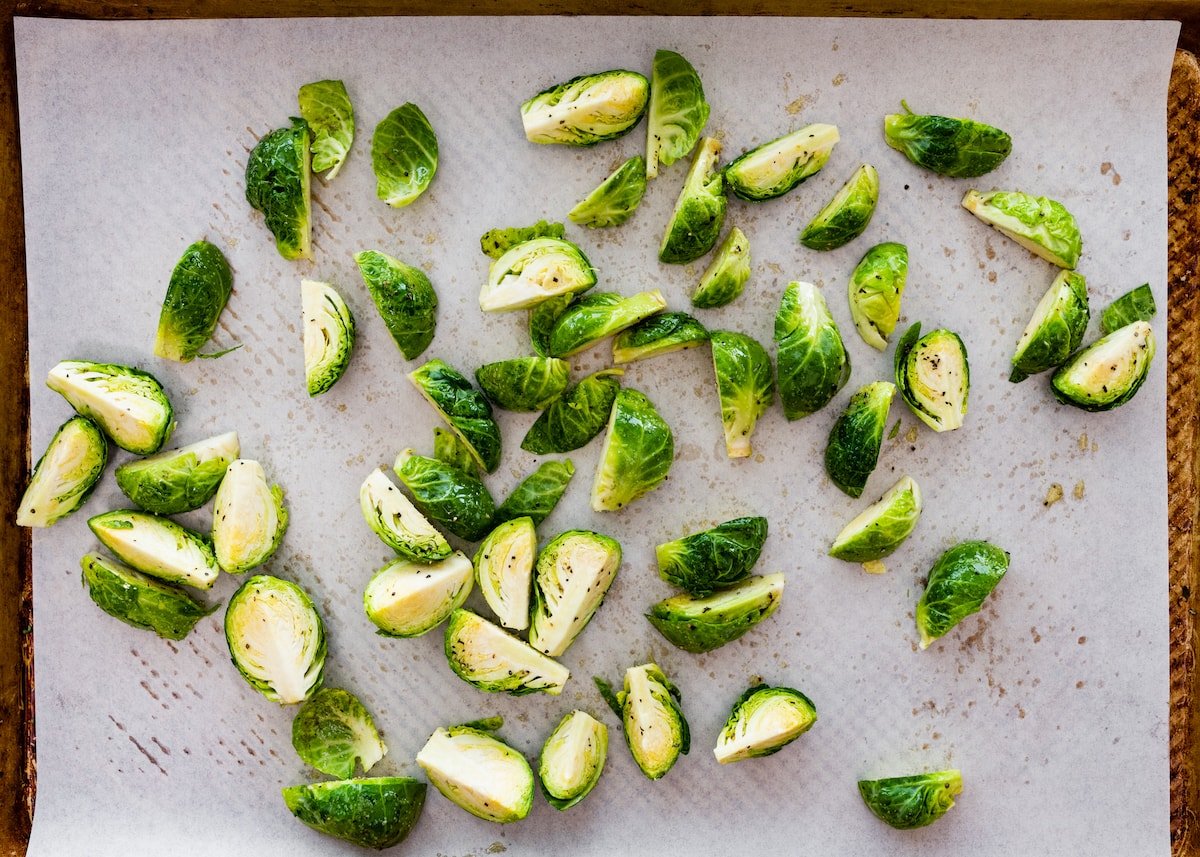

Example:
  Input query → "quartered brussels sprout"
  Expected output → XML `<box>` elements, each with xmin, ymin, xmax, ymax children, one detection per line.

<box><xmin>47</xmin><ymin>360</ymin><xmax>174</xmax><ymax>455</ymax></box>
<box><xmin>354</xmin><ymin>250</ymin><xmax>438</xmax><ymax>361</ymax></box>
<box><xmin>848</xmin><ymin>242</ymin><xmax>909</xmax><ymax>351</ymax></box>
<box><xmin>829</xmin><ymin>475</ymin><xmax>922</xmax><ymax>563</ymax></box>
<box><xmin>656</xmin><ymin>516</ymin><xmax>768</xmax><ymax>596</ymax></box>
<box><xmin>114</xmin><ymin>431</ymin><xmax>238</xmax><ymax>516</ymax></box>
<box><xmin>297</xmin><ymin>79</ymin><xmax>354</xmax><ymax>180</ymax></box>
<box><xmin>894</xmin><ymin>323</ymin><xmax>969</xmax><ymax>432</ymax></box>
<box><xmin>291</xmin><ymin>687</ymin><xmax>387</xmax><ymax>779</ymax></box>
<box><xmin>725</xmin><ymin>123</ymin><xmax>840</xmax><ymax>200</ymax></box>
<box><xmin>17</xmin><ymin>416</ymin><xmax>106</xmax><ymax>528</ymax></box>
<box><xmin>1101</xmin><ymin>283</ymin><xmax>1156</xmax><ymax>334</ymax></box>
<box><xmin>359</xmin><ymin>469</ymin><xmax>451</xmax><ymax>562</ymax></box>
<box><xmin>433</xmin><ymin>426</ymin><xmax>479</xmax><ymax>476</ymax></box>
<box><xmin>659</xmin><ymin>137</ymin><xmax>727</xmax><ymax>264</ymax></box>
<box><xmin>612</xmin><ymin>312</ymin><xmax>709</xmax><ymax>364</ymax></box>
<box><xmin>595</xmin><ymin>663</ymin><xmax>689</xmax><ymax>779</ymax></box>
<box><xmin>646</xmin><ymin>49</ymin><xmax>710</xmax><ymax>179</ymax></box>
<box><xmin>646</xmin><ymin>572</ymin><xmax>784</xmax><ymax>653</ymax></box>
<box><xmin>568</xmin><ymin>156</ymin><xmax>647</xmax><ymax>227</ymax></box>
<box><xmin>713</xmin><ymin>684</ymin><xmax>817</xmax><ymax>764</ymax></box>
<box><xmin>371</xmin><ymin>103</ymin><xmax>438</xmax><ymax>208</ymax></box>
<box><xmin>916</xmin><ymin>540</ymin><xmax>1009</xmax><ymax>649</ymax></box>
<box><xmin>283</xmin><ymin>778</ymin><xmax>425</xmax><ymax>850</ymax></box>
<box><xmin>539</xmin><ymin>710</ymin><xmax>608</xmax><ymax>810</ymax></box>
<box><xmin>302</xmin><ymin>280</ymin><xmax>355</xmax><ymax>396</ymax></box>
<box><xmin>417</xmin><ymin>723</ymin><xmax>534</xmax><ymax>823</ymax></box>
<box><xmin>824</xmin><ymin>381</ymin><xmax>896</xmax><ymax>498</ymax></box>
<box><xmin>473</xmin><ymin>517</ymin><xmax>536</xmax><ymax>631</ymax></box>
<box><xmin>480</xmin><ymin>220</ymin><xmax>565</xmax><ymax>260</ymax></box>
<box><xmin>548</xmin><ymin>290</ymin><xmax>667</xmax><ymax>357</ymax></box>
<box><xmin>364</xmin><ymin>551</ymin><xmax>473</xmax><ymax>637</ymax></box>
<box><xmin>710</xmin><ymin>330</ymin><xmax>775</xmax><ymax>459</ymax></box>
<box><xmin>522</xmin><ymin>369</ymin><xmax>622</xmax><ymax>455</ymax></box>
<box><xmin>493</xmin><ymin>460</ymin><xmax>575</xmax><ymax>527</ymax></box>
<box><xmin>522</xmin><ymin>70</ymin><xmax>649</xmax><ymax>146</ymax></box>
<box><xmin>530</xmin><ymin>530</ymin><xmax>622</xmax><ymax>657</ymax></box>
<box><xmin>1009</xmin><ymin>270</ymin><xmax>1089</xmax><ymax>382</ymax></box>
<box><xmin>799</xmin><ymin>163</ymin><xmax>879</xmax><ymax>251</ymax></box>
<box><xmin>775</xmin><ymin>281</ymin><xmax>851</xmax><ymax>421</ymax></box>
<box><xmin>393</xmin><ymin>450</ymin><xmax>495</xmax><ymax>542</ymax></box>
<box><xmin>962</xmin><ymin>189</ymin><xmax>1082</xmax><ymax>269</ymax></box>
<box><xmin>1051</xmin><ymin>320</ymin><xmax>1155</xmax><ymax>412</ymax></box>
<box><xmin>481</xmin><ymin>237</ymin><xmax>597</xmax><ymax>313</ymax></box>
<box><xmin>692</xmin><ymin>227</ymin><xmax>751</xmax><ymax>309</ymax></box>
<box><xmin>211</xmin><ymin>459</ymin><xmax>288</xmax><ymax>574</ymax></box>
<box><xmin>245</xmin><ymin>119</ymin><xmax>311</xmax><ymax>260</ymax></box>
<box><xmin>82</xmin><ymin>552</ymin><xmax>215</xmax><ymax>640</ymax></box>
<box><xmin>884</xmin><ymin>102</ymin><xmax>1011</xmax><ymax>177</ymax></box>
<box><xmin>444</xmin><ymin>609</ymin><xmax>569</xmax><ymax>696</ymax></box>
<box><xmin>408</xmin><ymin>359</ymin><xmax>502</xmax><ymax>473</ymax></box>
<box><xmin>154</xmin><ymin>240</ymin><xmax>233</xmax><ymax>362</ymax></box>
<box><xmin>858</xmin><ymin>770</ymin><xmax>963</xmax><ymax>829</ymax></box>
<box><xmin>591</xmin><ymin>387</ymin><xmax>674</xmax><ymax>512</ymax></box>
<box><xmin>529</xmin><ymin>292</ymin><xmax>576</xmax><ymax>357</ymax></box>
<box><xmin>475</xmin><ymin>357</ymin><xmax>569</xmax><ymax>412</ymax></box>
<box><xmin>89</xmin><ymin>510</ymin><xmax>219</xmax><ymax>589</ymax></box>
<box><xmin>225</xmin><ymin>574</ymin><xmax>327</xmax><ymax>704</ymax></box>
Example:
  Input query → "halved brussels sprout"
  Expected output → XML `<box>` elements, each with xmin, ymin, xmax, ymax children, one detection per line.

<box><xmin>417</xmin><ymin>724</ymin><xmax>533</xmax><ymax>823</ymax></box>
<box><xmin>569</xmin><ymin>156</ymin><xmax>648</xmax><ymax>227</ymax></box>
<box><xmin>858</xmin><ymin>770</ymin><xmax>963</xmax><ymax>829</ymax></box>
<box><xmin>1009</xmin><ymin>270</ymin><xmax>1089</xmax><ymax>382</ymax></box>
<box><xmin>829</xmin><ymin>476</ymin><xmax>922</xmax><ymax>563</ymax></box>
<box><xmin>848</xmin><ymin>242</ymin><xmax>908</xmax><ymax>351</ymax></box>
<box><xmin>894</xmin><ymin>323</ymin><xmax>969</xmax><ymax>432</ymax></box>
<box><xmin>393</xmin><ymin>450</ymin><xmax>495</xmax><ymax>542</ymax></box>
<box><xmin>725</xmin><ymin>123</ymin><xmax>840</xmax><ymax>200</ymax></box>
<box><xmin>962</xmin><ymin>189</ymin><xmax>1081</xmax><ymax>269</ymax></box>
<box><xmin>1101</xmin><ymin>283</ymin><xmax>1156</xmax><ymax>334</ymax></box>
<box><xmin>522</xmin><ymin>70</ymin><xmax>649</xmax><ymax>145</ymax></box>
<box><xmin>710</xmin><ymin>330</ymin><xmax>775</xmax><ymax>459</ymax></box>
<box><xmin>775</xmin><ymin>281</ymin><xmax>851</xmax><ymax>420</ymax></box>
<box><xmin>824</xmin><ymin>381</ymin><xmax>896</xmax><ymax>498</ymax></box>
<box><xmin>548</xmin><ymin>290</ymin><xmax>667</xmax><ymax>357</ymax></box>
<box><xmin>283</xmin><ymin>778</ymin><xmax>425</xmax><ymax>850</ymax></box>
<box><xmin>245</xmin><ymin>118</ymin><xmax>311</xmax><ymax>260</ymax></box>
<box><xmin>212</xmin><ymin>459</ymin><xmax>288</xmax><ymax>574</ymax></box>
<box><xmin>298</xmin><ymin>79</ymin><xmax>354</xmax><ymax>180</ymax></box>
<box><xmin>225</xmin><ymin>574</ymin><xmax>326</xmax><ymax>704</ymax></box>
<box><xmin>480</xmin><ymin>220</ymin><xmax>565</xmax><ymax>259</ymax></box>
<box><xmin>529</xmin><ymin>292</ymin><xmax>576</xmax><ymax>357</ymax></box>
<box><xmin>596</xmin><ymin>663</ymin><xmax>689</xmax><ymax>779</ymax></box>
<box><xmin>713</xmin><ymin>684</ymin><xmax>817</xmax><ymax>764</ymax></box>
<box><xmin>17</xmin><ymin>416</ymin><xmax>107</xmax><ymax>528</ymax></box>
<box><xmin>916</xmin><ymin>540</ymin><xmax>1009</xmax><ymax>649</ymax></box>
<box><xmin>884</xmin><ymin>102</ymin><xmax>1011</xmax><ymax>177</ymax></box>
<box><xmin>291</xmin><ymin>687</ymin><xmax>387</xmax><ymax>779</ymax></box>
<box><xmin>408</xmin><ymin>359</ymin><xmax>502</xmax><ymax>473</ymax></box>
<box><xmin>656</xmin><ymin>516</ymin><xmax>768</xmax><ymax>597</ymax></box>
<box><xmin>89</xmin><ymin>510</ymin><xmax>219</xmax><ymax>590</ymax></box>
<box><xmin>659</xmin><ymin>137</ymin><xmax>727</xmax><ymax>264</ymax></box>
<box><xmin>645</xmin><ymin>49</ymin><xmax>710</xmax><ymax>179</ymax></box>
<box><xmin>372</xmin><ymin>103</ymin><xmax>438</xmax><ymax>208</ymax></box>
<box><xmin>646</xmin><ymin>573</ymin><xmax>784</xmax><ymax>653</ymax></box>
<box><xmin>432</xmin><ymin>426</ymin><xmax>478</xmax><ymax>476</ymax></box>
<box><xmin>591</xmin><ymin>388</ymin><xmax>674</xmax><ymax>512</ymax></box>
<box><xmin>799</xmin><ymin>163</ymin><xmax>879</xmax><ymax>251</ymax></box>
<box><xmin>475</xmin><ymin>357</ymin><xmax>569</xmax><ymax>411</ymax></box>
<box><xmin>444</xmin><ymin>609</ymin><xmax>569</xmax><ymax>696</ymax></box>
<box><xmin>522</xmin><ymin>369</ymin><xmax>623</xmax><ymax>455</ymax></box>
<box><xmin>473</xmin><ymin>517</ymin><xmax>536</xmax><ymax>631</ymax></box>
<box><xmin>114</xmin><ymin>431</ymin><xmax>238</xmax><ymax>516</ymax></box>
<box><xmin>302</xmin><ymin>279</ymin><xmax>355</xmax><ymax>396</ymax></box>
<box><xmin>154</xmin><ymin>240</ymin><xmax>233</xmax><ymax>362</ymax></box>
<box><xmin>364</xmin><ymin>551</ymin><xmax>473</xmax><ymax>637</ymax></box>
<box><xmin>480</xmin><ymin>237</ymin><xmax>597</xmax><ymax>313</ymax></box>
<box><xmin>82</xmin><ymin>552</ymin><xmax>215</xmax><ymax>640</ymax></box>
<box><xmin>47</xmin><ymin>360</ymin><xmax>174</xmax><ymax>455</ymax></box>
<box><xmin>612</xmin><ymin>312</ymin><xmax>709</xmax><ymax>364</ymax></box>
<box><xmin>692</xmin><ymin>227</ymin><xmax>751</xmax><ymax>309</ymax></box>
<box><xmin>1051</xmin><ymin>320</ymin><xmax>1155</xmax><ymax>412</ymax></box>
<box><xmin>539</xmin><ymin>710</ymin><xmax>608</xmax><ymax>810</ymax></box>
<box><xmin>493</xmin><ymin>460</ymin><xmax>575</xmax><ymax>527</ymax></box>
<box><xmin>530</xmin><ymin>530</ymin><xmax>622</xmax><ymax>656</ymax></box>
<box><xmin>354</xmin><ymin>250</ymin><xmax>438</xmax><ymax>361</ymax></box>
<box><xmin>359</xmin><ymin>469</ymin><xmax>451</xmax><ymax>562</ymax></box>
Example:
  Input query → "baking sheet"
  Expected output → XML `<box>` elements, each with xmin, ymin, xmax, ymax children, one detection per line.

<box><xmin>14</xmin><ymin>16</ymin><xmax>1178</xmax><ymax>855</ymax></box>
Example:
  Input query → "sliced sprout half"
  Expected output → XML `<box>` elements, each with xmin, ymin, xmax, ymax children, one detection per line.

<box><xmin>724</xmin><ymin>123</ymin><xmax>840</xmax><ymax>200</ymax></box>
<box><xmin>710</xmin><ymin>330</ymin><xmax>775</xmax><ymax>459</ymax></box>
<box><xmin>297</xmin><ymin>79</ymin><xmax>354</xmax><ymax>180</ymax></box>
<box><xmin>475</xmin><ymin>356</ymin><xmax>570</xmax><ymax>412</ymax></box>
<box><xmin>17</xmin><ymin>416</ymin><xmax>107</xmax><ymax>528</ymax></box>
<box><xmin>82</xmin><ymin>552</ymin><xmax>216</xmax><ymax>640</ymax></box>
<box><xmin>848</xmin><ymin>242</ymin><xmax>908</xmax><ymax>351</ymax></box>
<box><xmin>646</xmin><ymin>573</ymin><xmax>785</xmax><ymax>653</ymax></box>
<box><xmin>481</xmin><ymin>220</ymin><xmax>565</xmax><ymax>260</ymax></box>
<box><xmin>371</xmin><ymin>103</ymin><xmax>438</xmax><ymax>208</ymax></box>
<box><xmin>799</xmin><ymin>163</ymin><xmax>879</xmax><ymax>251</ymax></box>
<box><xmin>114</xmin><ymin>430</ymin><xmax>238</xmax><ymax>515</ymax></box>
<box><xmin>590</xmin><ymin>387</ymin><xmax>674</xmax><ymax>512</ymax></box>
<box><xmin>824</xmin><ymin>380</ymin><xmax>896</xmax><ymax>498</ymax></box>
<box><xmin>713</xmin><ymin>684</ymin><xmax>818</xmax><ymax>764</ymax></box>
<box><xmin>492</xmin><ymin>460</ymin><xmax>575</xmax><ymax>528</ymax></box>
<box><xmin>481</xmin><ymin>237</ymin><xmax>597</xmax><ymax>313</ymax></box>
<box><xmin>1051</xmin><ymin>320</ymin><xmax>1155</xmax><ymax>412</ymax></box>
<box><xmin>407</xmin><ymin>359</ymin><xmax>502</xmax><ymax>473</ymax></box>
<box><xmin>547</xmin><ymin>289</ymin><xmax>667</xmax><ymax>357</ymax></box>
<box><xmin>529</xmin><ymin>530</ymin><xmax>622</xmax><ymax>657</ymax></box>
<box><xmin>659</xmin><ymin>136</ymin><xmax>727</xmax><ymax>264</ymax></box>
<box><xmin>612</xmin><ymin>663</ymin><xmax>690</xmax><ymax>780</ymax></box>
<box><xmin>302</xmin><ymin>279</ymin><xmax>356</xmax><ymax>396</ymax></box>
<box><xmin>774</xmin><ymin>280</ymin><xmax>851</xmax><ymax>421</ymax></box>
<box><xmin>655</xmin><ymin>516</ymin><xmax>768</xmax><ymax>597</ymax></box>
<box><xmin>645</xmin><ymin>49</ymin><xmax>710</xmax><ymax>179</ymax></box>
<box><xmin>47</xmin><ymin>360</ymin><xmax>174</xmax><ymax>455</ymax></box>
<box><xmin>89</xmin><ymin>509</ymin><xmax>220</xmax><ymax>589</ymax></box>
<box><xmin>858</xmin><ymin>770</ymin><xmax>963</xmax><ymax>830</ymax></box>
<box><xmin>612</xmin><ymin>312</ymin><xmax>709</xmax><ymax>364</ymax></box>
<box><xmin>539</xmin><ymin>710</ymin><xmax>608</xmax><ymax>810</ymax></box>
<box><xmin>245</xmin><ymin>119</ymin><xmax>312</xmax><ymax>260</ymax></box>
<box><xmin>354</xmin><ymin>250</ymin><xmax>438</xmax><ymax>361</ymax></box>
<box><xmin>291</xmin><ymin>687</ymin><xmax>387</xmax><ymax>779</ymax></box>
<box><xmin>883</xmin><ymin>103</ymin><xmax>1011</xmax><ymax>177</ymax></box>
<box><xmin>417</xmin><ymin>725</ymin><xmax>534</xmax><ymax>823</ymax></box>
<box><xmin>916</xmin><ymin>540</ymin><xmax>1009</xmax><ymax>649</ymax></box>
<box><xmin>568</xmin><ymin>156</ymin><xmax>648</xmax><ymax>227</ymax></box>
<box><xmin>474</xmin><ymin>517</ymin><xmax>537</xmax><ymax>631</ymax></box>
<box><xmin>522</xmin><ymin>368</ymin><xmax>623</xmax><ymax>455</ymax></box>
<box><xmin>358</xmin><ymin>469</ymin><xmax>451</xmax><ymax>562</ymax></box>
<box><xmin>829</xmin><ymin>475</ymin><xmax>922</xmax><ymax>563</ymax></box>
<box><xmin>393</xmin><ymin>450</ymin><xmax>496</xmax><ymax>542</ymax></box>
<box><xmin>444</xmin><ymin>609</ymin><xmax>569</xmax><ymax>696</ymax></box>
<box><xmin>212</xmin><ymin>459</ymin><xmax>288</xmax><ymax>574</ymax></box>
<box><xmin>154</xmin><ymin>240</ymin><xmax>234</xmax><ymax>363</ymax></box>
<box><xmin>692</xmin><ymin>227</ymin><xmax>751</xmax><ymax>309</ymax></box>
<box><xmin>894</xmin><ymin>323</ymin><xmax>969</xmax><ymax>432</ymax></box>
<box><xmin>364</xmin><ymin>551</ymin><xmax>474</xmax><ymax>637</ymax></box>
<box><xmin>1009</xmin><ymin>270</ymin><xmax>1089</xmax><ymax>383</ymax></box>
<box><xmin>521</xmin><ymin>70</ymin><xmax>649</xmax><ymax>145</ymax></box>
<box><xmin>962</xmin><ymin>189</ymin><xmax>1082</xmax><ymax>269</ymax></box>
<box><xmin>282</xmin><ymin>777</ymin><xmax>425</xmax><ymax>850</ymax></box>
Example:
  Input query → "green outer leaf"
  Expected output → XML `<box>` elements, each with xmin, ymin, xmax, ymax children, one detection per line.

<box><xmin>17</xmin><ymin>416</ymin><xmax>107</xmax><ymax>528</ymax></box>
<box><xmin>824</xmin><ymin>381</ymin><xmax>895</xmax><ymax>498</ymax></box>
<box><xmin>774</xmin><ymin>281</ymin><xmax>851</xmax><ymax>420</ymax></box>
<box><xmin>829</xmin><ymin>475</ymin><xmax>922</xmax><ymax>562</ymax></box>
<box><xmin>291</xmin><ymin>687</ymin><xmax>386</xmax><ymax>779</ymax></box>
<box><xmin>283</xmin><ymin>778</ymin><xmax>426</xmax><ymax>849</ymax></box>
<box><xmin>883</xmin><ymin>106</ymin><xmax>1011</xmax><ymax>177</ymax></box>
<box><xmin>593</xmin><ymin>676</ymin><xmax>623</xmax><ymax>718</ymax></box>
<box><xmin>646</xmin><ymin>49</ymin><xmax>710</xmax><ymax>178</ymax></box>
<box><xmin>655</xmin><ymin>516</ymin><xmax>768</xmax><ymax>596</ymax></box>
<box><xmin>458</xmin><ymin>716</ymin><xmax>504</xmax><ymax>732</ymax></box>
<box><xmin>245</xmin><ymin>118</ymin><xmax>311</xmax><ymax>260</ymax></box>
<box><xmin>354</xmin><ymin>250</ymin><xmax>438</xmax><ymax>361</ymax></box>
<box><xmin>521</xmin><ymin>70</ymin><xmax>649</xmax><ymax>146</ymax></box>
<box><xmin>1050</xmin><ymin>320</ymin><xmax>1156</xmax><ymax>412</ymax></box>
<box><xmin>81</xmin><ymin>552</ymin><xmax>215</xmax><ymax>641</ymax></box>
<box><xmin>612</xmin><ymin>312</ymin><xmax>709</xmax><ymax>364</ymax></box>
<box><xmin>714</xmin><ymin>684</ymin><xmax>817</xmax><ymax>762</ymax></box>
<box><xmin>1100</xmin><ymin>283</ymin><xmax>1157</xmax><ymax>334</ymax></box>
<box><xmin>522</xmin><ymin>369</ymin><xmax>623</xmax><ymax>455</ymax></box>
<box><xmin>1010</xmin><ymin>271</ymin><xmax>1090</xmax><ymax>382</ymax></box>
<box><xmin>710</xmin><ymin>330</ymin><xmax>775</xmax><ymax>458</ymax></box>
<box><xmin>659</xmin><ymin>137</ymin><xmax>727</xmax><ymax>264</ymax></box>
<box><xmin>591</xmin><ymin>387</ymin><xmax>674</xmax><ymax>512</ymax></box>
<box><xmin>848</xmin><ymin>242</ymin><xmax>908</xmax><ymax>351</ymax></box>
<box><xmin>548</xmin><ymin>290</ymin><xmax>667</xmax><ymax>357</ymax></box>
<box><xmin>894</xmin><ymin>323</ymin><xmax>970</xmax><ymax>431</ymax></box>
<box><xmin>114</xmin><ymin>432</ymin><xmax>237</xmax><ymax>516</ymax></box>
<box><xmin>432</xmin><ymin>426</ymin><xmax>478</xmax><ymax>476</ymax></box>
<box><xmin>475</xmin><ymin>357</ymin><xmax>570</xmax><ymax>411</ymax></box>
<box><xmin>724</xmin><ymin>123</ymin><xmax>840</xmax><ymax>200</ymax></box>
<box><xmin>539</xmin><ymin>710</ymin><xmax>608</xmax><ymax>810</ymax></box>
<box><xmin>408</xmin><ymin>359</ymin><xmax>502</xmax><ymax>473</ymax></box>
<box><xmin>298</xmin><ymin>80</ymin><xmax>354</xmax><ymax>179</ymax></box>
<box><xmin>493</xmin><ymin>460</ymin><xmax>575</xmax><ymax>527</ymax></box>
<box><xmin>88</xmin><ymin>509</ymin><xmax>220</xmax><ymax>589</ymax></box>
<box><xmin>569</xmin><ymin>156</ymin><xmax>648</xmax><ymax>227</ymax></box>
<box><xmin>46</xmin><ymin>360</ymin><xmax>175</xmax><ymax>455</ymax></box>
<box><xmin>154</xmin><ymin>240</ymin><xmax>233</xmax><ymax>363</ymax></box>
<box><xmin>916</xmin><ymin>541</ymin><xmax>1009</xmax><ymax>648</ymax></box>
<box><xmin>302</xmin><ymin>280</ymin><xmax>356</xmax><ymax>396</ymax></box>
<box><xmin>371</xmin><ymin>103</ymin><xmax>438</xmax><ymax>207</ymax></box>
<box><xmin>692</xmin><ymin>227</ymin><xmax>751</xmax><ymax>309</ymax></box>
<box><xmin>962</xmin><ymin>189</ymin><xmax>1082</xmax><ymax>269</ymax></box>
<box><xmin>799</xmin><ymin>163</ymin><xmax>879</xmax><ymax>251</ymax></box>
<box><xmin>480</xmin><ymin>220</ymin><xmax>565</xmax><ymax>259</ymax></box>
<box><xmin>529</xmin><ymin>293</ymin><xmax>576</xmax><ymax>356</ymax></box>
<box><xmin>646</xmin><ymin>573</ymin><xmax>784</xmax><ymax>653</ymax></box>
<box><xmin>394</xmin><ymin>451</ymin><xmax>496</xmax><ymax>542</ymax></box>
<box><xmin>858</xmin><ymin>770</ymin><xmax>962</xmax><ymax>830</ymax></box>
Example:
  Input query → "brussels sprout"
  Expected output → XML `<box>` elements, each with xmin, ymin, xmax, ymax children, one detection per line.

<box><xmin>612</xmin><ymin>311</ymin><xmax>708</xmax><ymax>364</ymax></box>
<box><xmin>894</xmin><ymin>323</ymin><xmax>969</xmax><ymax>432</ymax></box>
<box><xmin>848</xmin><ymin>242</ymin><xmax>909</xmax><ymax>351</ymax></box>
<box><xmin>539</xmin><ymin>710</ymin><xmax>608</xmax><ymax>810</ymax></box>
<box><xmin>824</xmin><ymin>381</ymin><xmax>896</xmax><ymax>498</ymax></box>
<box><xmin>114</xmin><ymin>431</ymin><xmax>238</xmax><ymax>516</ymax></box>
<box><xmin>548</xmin><ymin>290</ymin><xmax>667</xmax><ymax>357</ymax></box>
<box><xmin>354</xmin><ymin>250</ymin><xmax>438</xmax><ymax>361</ymax></box>
<box><xmin>283</xmin><ymin>778</ymin><xmax>425</xmax><ymax>850</ymax></box>
<box><xmin>829</xmin><ymin>475</ymin><xmax>922</xmax><ymax>563</ymax></box>
<box><xmin>529</xmin><ymin>292</ymin><xmax>576</xmax><ymax>357</ymax></box>
<box><xmin>212</xmin><ymin>459</ymin><xmax>288</xmax><ymax>574</ymax></box>
<box><xmin>1051</xmin><ymin>320</ymin><xmax>1155</xmax><ymax>412</ymax></box>
<box><xmin>245</xmin><ymin>119</ymin><xmax>311</xmax><ymax>260</ymax></box>
<box><xmin>884</xmin><ymin>102</ymin><xmax>1011</xmax><ymax>177</ymax></box>
<box><xmin>591</xmin><ymin>388</ymin><xmax>674</xmax><ymax>512</ymax></box>
<box><xmin>153</xmin><ymin>240</ymin><xmax>233</xmax><ymax>362</ymax></box>
<box><xmin>646</xmin><ymin>573</ymin><xmax>784</xmax><ymax>653</ymax></box>
<box><xmin>47</xmin><ymin>360</ymin><xmax>174</xmax><ymax>455</ymax></box>
<box><xmin>225</xmin><ymin>574</ymin><xmax>326</xmax><ymax>704</ymax></box>
<box><xmin>522</xmin><ymin>70</ymin><xmax>649</xmax><ymax>146</ymax></box>
<box><xmin>858</xmin><ymin>770</ymin><xmax>963</xmax><ymax>829</ymax></box>
<box><xmin>655</xmin><ymin>516</ymin><xmax>768</xmax><ymax>597</ymax></box>
<box><xmin>417</xmin><ymin>724</ymin><xmax>534</xmax><ymax>823</ymax></box>
<box><xmin>473</xmin><ymin>517</ymin><xmax>536</xmax><ymax>631</ymax></box>
<box><xmin>291</xmin><ymin>687</ymin><xmax>387</xmax><ymax>779</ymax></box>
<box><xmin>371</xmin><ymin>103</ymin><xmax>437</xmax><ymax>208</ymax></box>
<box><xmin>725</xmin><ymin>123</ymin><xmax>840</xmax><ymax>200</ymax></box>
<box><xmin>81</xmin><ymin>552</ymin><xmax>215</xmax><ymax>640</ymax></box>
<box><xmin>364</xmin><ymin>551</ymin><xmax>473</xmax><ymax>637</ymax></box>
<box><xmin>301</xmin><ymin>280</ymin><xmax>355</xmax><ymax>396</ymax></box>
<box><xmin>444</xmin><ymin>609</ymin><xmax>569</xmax><ymax>696</ymax></box>
<box><xmin>595</xmin><ymin>663</ymin><xmax>689</xmax><ymax>779</ymax></box>
<box><xmin>480</xmin><ymin>220</ymin><xmax>566</xmax><ymax>259</ymax></box>
<box><xmin>359</xmin><ymin>469</ymin><xmax>452</xmax><ymax>562</ymax></box>
<box><xmin>799</xmin><ymin>163</ymin><xmax>879</xmax><ymax>251</ymax></box>
<box><xmin>89</xmin><ymin>510</ymin><xmax>219</xmax><ymax>590</ymax></box>
<box><xmin>493</xmin><ymin>460</ymin><xmax>575</xmax><ymax>527</ymax></box>
<box><xmin>475</xmin><ymin>357</ymin><xmax>570</xmax><ymax>411</ymax></box>
<box><xmin>522</xmin><ymin>369</ymin><xmax>623</xmax><ymax>455</ymax></box>
<box><xmin>713</xmin><ymin>684</ymin><xmax>817</xmax><ymax>764</ymax></box>
<box><xmin>530</xmin><ymin>530</ymin><xmax>622</xmax><ymax>656</ymax></box>
<box><xmin>645</xmin><ymin>49</ymin><xmax>710</xmax><ymax>179</ymax></box>
<box><xmin>16</xmin><ymin>416</ymin><xmax>107</xmax><ymax>528</ymax></box>
<box><xmin>659</xmin><ymin>137</ymin><xmax>727</xmax><ymax>264</ymax></box>
<box><xmin>962</xmin><ymin>189</ymin><xmax>1082</xmax><ymax>269</ymax></box>
<box><xmin>297</xmin><ymin>80</ymin><xmax>354</xmax><ymax>180</ymax></box>
<box><xmin>692</xmin><ymin>227</ymin><xmax>751</xmax><ymax>309</ymax></box>
<box><xmin>1101</xmin><ymin>283</ymin><xmax>1157</xmax><ymax>334</ymax></box>
<box><xmin>408</xmin><ymin>359</ymin><xmax>502</xmax><ymax>473</ymax></box>
<box><xmin>775</xmin><ymin>281</ymin><xmax>851</xmax><ymax>420</ymax></box>
<box><xmin>481</xmin><ymin>237</ymin><xmax>597</xmax><ymax>313</ymax></box>
<box><xmin>432</xmin><ymin>426</ymin><xmax>478</xmax><ymax>476</ymax></box>
<box><xmin>569</xmin><ymin>156</ymin><xmax>647</xmax><ymax>227</ymax></box>
<box><xmin>916</xmin><ymin>540</ymin><xmax>1009</xmax><ymax>649</ymax></box>
<box><xmin>393</xmin><ymin>450</ymin><xmax>496</xmax><ymax>542</ymax></box>
<box><xmin>710</xmin><ymin>330</ymin><xmax>775</xmax><ymax>459</ymax></box>
<box><xmin>1009</xmin><ymin>271</ymin><xmax>1089</xmax><ymax>383</ymax></box>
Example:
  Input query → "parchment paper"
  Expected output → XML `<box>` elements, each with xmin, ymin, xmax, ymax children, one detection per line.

<box><xmin>15</xmin><ymin>16</ymin><xmax>1178</xmax><ymax>856</ymax></box>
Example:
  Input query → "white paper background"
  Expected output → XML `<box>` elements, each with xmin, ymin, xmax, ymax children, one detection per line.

<box><xmin>15</xmin><ymin>16</ymin><xmax>1177</xmax><ymax>856</ymax></box>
